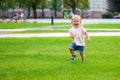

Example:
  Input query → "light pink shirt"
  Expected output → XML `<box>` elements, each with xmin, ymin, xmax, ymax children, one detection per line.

<box><xmin>69</xmin><ymin>26</ymin><xmax>87</xmax><ymax>46</ymax></box>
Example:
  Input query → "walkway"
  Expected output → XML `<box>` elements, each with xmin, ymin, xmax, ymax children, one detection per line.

<box><xmin>0</xmin><ymin>32</ymin><xmax>120</xmax><ymax>38</ymax></box>
<box><xmin>1</xmin><ymin>19</ymin><xmax>120</xmax><ymax>24</ymax></box>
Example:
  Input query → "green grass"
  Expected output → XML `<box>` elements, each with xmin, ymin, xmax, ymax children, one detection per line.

<box><xmin>14</xmin><ymin>29</ymin><xmax>120</xmax><ymax>34</ymax></box>
<box><xmin>15</xmin><ymin>30</ymin><xmax>68</xmax><ymax>33</ymax></box>
<box><xmin>87</xmin><ymin>30</ymin><xmax>120</xmax><ymax>32</ymax></box>
<box><xmin>0</xmin><ymin>22</ymin><xmax>120</xmax><ymax>29</ymax></box>
<box><xmin>53</xmin><ymin>24</ymin><xmax>120</xmax><ymax>29</ymax></box>
<box><xmin>0</xmin><ymin>22</ymin><xmax>49</xmax><ymax>29</ymax></box>
<box><xmin>84</xmin><ymin>24</ymin><xmax>120</xmax><ymax>28</ymax></box>
<box><xmin>0</xmin><ymin>37</ymin><xmax>120</xmax><ymax>80</ymax></box>
<box><xmin>0</xmin><ymin>22</ymin><xmax>70</xmax><ymax>29</ymax></box>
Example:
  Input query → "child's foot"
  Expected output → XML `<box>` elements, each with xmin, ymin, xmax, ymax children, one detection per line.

<box><xmin>81</xmin><ymin>60</ymin><xmax>85</xmax><ymax>62</ymax></box>
<box><xmin>70</xmin><ymin>54</ymin><xmax>76</xmax><ymax>61</ymax></box>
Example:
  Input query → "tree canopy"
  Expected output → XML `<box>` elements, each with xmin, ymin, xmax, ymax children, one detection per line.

<box><xmin>63</xmin><ymin>0</ymin><xmax>89</xmax><ymax>14</ymax></box>
<box><xmin>112</xmin><ymin>0</ymin><xmax>120</xmax><ymax>12</ymax></box>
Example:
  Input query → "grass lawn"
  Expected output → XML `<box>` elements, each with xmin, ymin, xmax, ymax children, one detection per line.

<box><xmin>0</xmin><ymin>22</ymin><xmax>120</xmax><ymax>29</ymax></box>
<box><xmin>15</xmin><ymin>30</ymin><xmax>68</xmax><ymax>33</ymax></box>
<box><xmin>14</xmin><ymin>29</ymin><xmax>120</xmax><ymax>34</ymax></box>
<box><xmin>0</xmin><ymin>22</ymin><xmax>70</xmax><ymax>29</ymax></box>
<box><xmin>84</xmin><ymin>24</ymin><xmax>120</xmax><ymax>29</ymax></box>
<box><xmin>0</xmin><ymin>37</ymin><xmax>120</xmax><ymax>80</ymax></box>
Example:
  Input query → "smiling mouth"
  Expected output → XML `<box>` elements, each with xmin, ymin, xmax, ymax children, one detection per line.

<box><xmin>74</xmin><ymin>24</ymin><xmax>79</xmax><ymax>26</ymax></box>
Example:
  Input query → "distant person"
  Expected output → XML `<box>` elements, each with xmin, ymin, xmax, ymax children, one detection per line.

<box><xmin>69</xmin><ymin>15</ymin><xmax>91</xmax><ymax>62</ymax></box>
<box><xmin>20</xmin><ymin>12</ymin><xmax>26</xmax><ymax>22</ymax></box>
<box><xmin>69</xmin><ymin>11</ymin><xmax>74</xmax><ymax>18</ymax></box>
<box><xmin>13</xmin><ymin>12</ymin><xmax>18</xmax><ymax>22</ymax></box>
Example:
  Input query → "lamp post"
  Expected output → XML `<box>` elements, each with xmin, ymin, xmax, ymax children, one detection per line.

<box><xmin>51</xmin><ymin>0</ymin><xmax>57</xmax><ymax>25</ymax></box>
<box><xmin>54</xmin><ymin>0</ymin><xmax>57</xmax><ymax>17</ymax></box>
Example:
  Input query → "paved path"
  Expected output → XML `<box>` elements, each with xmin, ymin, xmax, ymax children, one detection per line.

<box><xmin>0</xmin><ymin>28</ymin><xmax>120</xmax><ymax>32</ymax></box>
<box><xmin>1</xmin><ymin>19</ymin><xmax>120</xmax><ymax>24</ymax></box>
<box><xmin>0</xmin><ymin>32</ymin><xmax>120</xmax><ymax>38</ymax></box>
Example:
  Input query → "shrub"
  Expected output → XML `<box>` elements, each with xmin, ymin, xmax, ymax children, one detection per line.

<box><xmin>102</xmin><ymin>12</ymin><xmax>119</xmax><ymax>19</ymax></box>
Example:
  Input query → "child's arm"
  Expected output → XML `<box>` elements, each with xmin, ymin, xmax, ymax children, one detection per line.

<box><xmin>70</xmin><ymin>32</ymin><xmax>75</xmax><ymax>39</ymax></box>
<box><xmin>84</xmin><ymin>32</ymin><xmax>91</xmax><ymax>42</ymax></box>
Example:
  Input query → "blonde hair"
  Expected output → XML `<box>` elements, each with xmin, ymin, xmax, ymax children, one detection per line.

<box><xmin>71</xmin><ymin>15</ymin><xmax>81</xmax><ymax>21</ymax></box>
<box><xmin>71</xmin><ymin>15</ymin><xmax>83</xmax><ymax>25</ymax></box>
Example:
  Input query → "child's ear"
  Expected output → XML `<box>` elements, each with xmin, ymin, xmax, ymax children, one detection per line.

<box><xmin>71</xmin><ymin>21</ymin><xmax>72</xmax><ymax>24</ymax></box>
<box><xmin>79</xmin><ymin>19</ymin><xmax>81</xmax><ymax>22</ymax></box>
<box><xmin>80</xmin><ymin>20</ymin><xmax>82</xmax><ymax>25</ymax></box>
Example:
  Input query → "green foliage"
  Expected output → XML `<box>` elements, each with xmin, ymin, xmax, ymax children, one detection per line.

<box><xmin>0</xmin><ymin>0</ymin><xmax>8</xmax><ymax>11</ymax></box>
<box><xmin>48</xmin><ymin>0</ymin><xmax>62</xmax><ymax>11</ymax></box>
<box><xmin>0</xmin><ymin>0</ymin><xmax>48</xmax><ymax>18</ymax></box>
<box><xmin>9</xmin><ymin>0</ymin><xmax>19</xmax><ymax>9</ymax></box>
<box><xmin>102</xmin><ymin>12</ymin><xmax>119</xmax><ymax>19</ymax></box>
<box><xmin>63</xmin><ymin>0</ymin><xmax>89</xmax><ymax>13</ymax></box>
<box><xmin>111</xmin><ymin>0</ymin><xmax>120</xmax><ymax>12</ymax></box>
<box><xmin>77</xmin><ymin>0</ymin><xmax>89</xmax><ymax>10</ymax></box>
<box><xmin>0</xmin><ymin>37</ymin><xmax>120</xmax><ymax>80</ymax></box>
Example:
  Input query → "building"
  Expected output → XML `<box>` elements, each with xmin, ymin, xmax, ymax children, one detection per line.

<box><xmin>87</xmin><ymin>0</ymin><xmax>114</xmax><ymax>18</ymax></box>
<box><xmin>89</xmin><ymin>0</ymin><xmax>114</xmax><ymax>11</ymax></box>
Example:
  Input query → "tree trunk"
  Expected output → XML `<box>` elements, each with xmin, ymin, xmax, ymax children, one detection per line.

<box><xmin>2</xmin><ymin>9</ymin><xmax>5</xmax><ymax>21</ymax></box>
<box><xmin>32</xmin><ymin>4</ymin><xmax>37</xmax><ymax>18</ymax></box>
<box><xmin>117</xmin><ymin>4</ymin><xmax>120</xmax><ymax>12</ymax></box>
<box><xmin>72</xmin><ymin>0</ymin><xmax>76</xmax><ymax>14</ymax></box>
<box><xmin>27</xmin><ymin>3</ymin><xmax>31</xmax><ymax>18</ymax></box>
<box><xmin>54</xmin><ymin>0</ymin><xmax>57</xmax><ymax>17</ymax></box>
<box><xmin>41</xmin><ymin>7</ymin><xmax>45</xmax><ymax>18</ymax></box>
<box><xmin>72</xmin><ymin>7</ymin><xmax>76</xmax><ymax>14</ymax></box>
<box><xmin>11</xmin><ymin>8</ymin><xmax>15</xmax><ymax>21</ymax></box>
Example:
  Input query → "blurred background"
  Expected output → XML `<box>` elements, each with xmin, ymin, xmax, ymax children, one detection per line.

<box><xmin>0</xmin><ymin>0</ymin><xmax>120</xmax><ymax>20</ymax></box>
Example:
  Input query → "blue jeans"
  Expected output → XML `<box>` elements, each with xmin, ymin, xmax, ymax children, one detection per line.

<box><xmin>69</xmin><ymin>42</ymin><xmax>85</xmax><ymax>53</ymax></box>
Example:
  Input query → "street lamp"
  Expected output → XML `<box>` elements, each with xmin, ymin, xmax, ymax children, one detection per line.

<box><xmin>54</xmin><ymin>0</ymin><xmax>57</xmax><ymax>17</ymax></box>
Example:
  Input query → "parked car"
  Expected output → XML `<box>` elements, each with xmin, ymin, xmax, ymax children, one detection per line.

<box><xmin>113</xmin><ymin>15</ymin><xmax>120</xmax><ymax>19</ymax></box>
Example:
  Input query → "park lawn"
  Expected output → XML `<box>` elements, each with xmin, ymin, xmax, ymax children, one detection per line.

<box><xmin>15</xmin><ymin>30</ymin><xmax>68</xmax><ymax>33</ymax></box>
<box><xmin>0</xmin><ymin>37</ymin><xmax>120</xmax><ymax>80</ymax></box>
<box><xmin>0</xmin><ymin>22</ymin><xmax>120</xmax><ymax>29</ymax></box>
<box><xmin>84</xmin><ymin>24</ymin><xmax>120</xmax><ymax>28</ymax></box>
<box><xmin>0</xmin><ymin>22</ymin><xmax>70</xmax><ymax>29</ymax></box>
<box><xmin>53</xmin><ymin>24</ymin><xmax>120</xmax><ymax>29</ymax></box>
<box><xmin>14</xmin><ymin>29</ymin><xmax>120</xmax><ymax>33</ymax></box>
<box><xmin>87</xmin><ymin>30</ymin><xmax>120</xmax><ymax>32</ymax></box>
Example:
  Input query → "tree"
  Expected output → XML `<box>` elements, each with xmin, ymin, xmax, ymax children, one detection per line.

<box><xmin>0</xmin><ymin>0</ymin><xmax>18</xmax><ymax>19</ymax></box>
<box><xmin>28</xmin><ymin>0</ymin><xmax>41</xmax><ymax>18</ymax></box>
<box><xmin>6</xmin><ymin>0</ymin><xmax>19</xmax><ymax>14</ymax></box>
<box><xmin>0</xmin><ymin>0</ymin><xmax>8</xmax><ymax>19</ymax></box>
<box><xmin>112</xmin><ymin>0</ymin><xmax>120</xmax><ymax>12</ymax></box>
<box><xmin>18</xmin><ymin>0</ymin><xmax>47</xmax><ymax>18</ymax></box>
<box><xmin>48</xmin><ymin>0</ymin><xmax>62</xmax><ymax>11</ymax></box>
<box><xmin>40</xmin><ymin>0</ymin><xmax>48</xmax><ymax>18</ymax></box>
<box><xmin>63</xmin><ymin>0</ymin><xmax>89</xmax><ymax>14</ymax></box>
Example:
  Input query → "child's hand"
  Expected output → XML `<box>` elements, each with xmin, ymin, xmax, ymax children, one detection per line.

<box><xmin>87</xmin><ymin>37</ymin><xmax>91</xmax><ymax>42</ymax></box>
<box><xmin>70</xmin><ymin>33</ymin><xmax>75</xmax><ymax>38</ymax></box>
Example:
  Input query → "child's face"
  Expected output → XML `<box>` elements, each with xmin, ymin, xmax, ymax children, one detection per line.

<box><xmin>71</xmin><ymin>15</ymin><xmax>81</xmax><ymax>28</ymax></box>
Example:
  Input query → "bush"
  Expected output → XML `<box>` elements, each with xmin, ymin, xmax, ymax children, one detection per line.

<box><xmin>102</xmin><ymin>12</ymin><xmax>119</xmax><ymax>19</ymax></box>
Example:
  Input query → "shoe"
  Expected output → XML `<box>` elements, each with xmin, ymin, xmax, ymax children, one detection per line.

<box><xmin>72</xmin><ymin>54</ymin><xmax>76</xmax><ymax>58</ymax></box>
<box><xmin>70</xmin><ymin>54</ymin><xmax>76</xmax><ymax>61</ymax></box>
<box><xmin>81</xmin><ymin>60</ymin><xmax>85</xmax><ymax>62</ymax></box>
<box><xmin>70</xmin><ymin>57</ymin><xmax>74</xmax><ymax>61</ymax></box>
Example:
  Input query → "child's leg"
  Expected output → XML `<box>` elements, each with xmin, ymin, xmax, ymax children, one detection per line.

<box><xmin>69</xmin><ymin>48</ymin><xmax>76</xmax><ymax>60</ymax></box>
<box><xmin>69</xmin><ymin>48</ymin><xmax>74</xmax><ymax>55</ymax></box>
<box><xmin>80</xmin><ymin>52</ymin><xmax>85</xmax><ymax>62</ymax></box>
